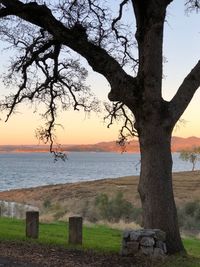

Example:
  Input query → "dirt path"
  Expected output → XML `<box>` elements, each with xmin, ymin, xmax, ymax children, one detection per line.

<box><xmin>0</xmin><ymin>241</ymin><xmax>150</xmax><ymax>267</ymax></box>
<box><xmin>0</xmin><ymin>256</ymin><xmax>40</xmax><ymax>267</ymax></box>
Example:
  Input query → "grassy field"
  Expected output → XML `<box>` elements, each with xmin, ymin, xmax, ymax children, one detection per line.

<box><xmin>0</xmin><ymin>217</ymin><xmax>122</xmax><ymax>252</ymax></box>
<box><xmin>0</xmin><ymin>218</ymin><xmax>200</xmax><ymax>266</ymax></box>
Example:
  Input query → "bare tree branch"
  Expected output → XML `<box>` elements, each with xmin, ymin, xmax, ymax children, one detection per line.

<box><xmin>0</xmin><ymin>0</ymin><xmax>138</xmax><ymax>105</ymax></box>
<box><xmin>112</xmin><ymin>0</ymin><xmax>138</xmax><ymax>68</ymax></box>
<box><xmin>104</xmin><ymin>101</ymin><xmax>137</xmax><ymax>140</ymax></box>
<box><xmin>185</xmin><ymin>0</ymin><xmax>200</xmax><ymax>12</ymax></box>
<box><xmin>169</xmin><ymin>60</ymin><xmax>200</xmax><ymax>124</ymax></box>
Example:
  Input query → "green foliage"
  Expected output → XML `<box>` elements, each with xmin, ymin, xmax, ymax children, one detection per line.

<box><xmin>43</xmin><ymin>199</ymin><xmax>52</xmax><ymax>209</ymax></box>
<box><xmin>178</xmin><ymin>200</ymin><xmax>200</xmax><ymax>230</ymax></box>
<box><xmin>95</xmin><ymin>192</ymin><xmax>142</xmax><ymax>223</ymax></box>
<box><xmin>42</xmin><ymin>200</ymin><xmax>68</xmax><ymax>220</ymax></box>
<box><xmin>179</xmin><ymin>147</ymin><xmax>200</xmax><ymax>171</ymax></box>
<box><xmin>185</xmin><ymin>202</ymin><xmax>199</xmax><ymax>217</ymax></box>
<box><xmin>95</xmin><ymin>193</ymin><xmax>109</xmax><ymax>219</ymax></box>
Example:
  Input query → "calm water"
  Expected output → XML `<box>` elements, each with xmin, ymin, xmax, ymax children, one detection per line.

<box><xmin>0</xmin><ymin>152</ymin><xmax>199</xmax><ymax>191</ymax></box>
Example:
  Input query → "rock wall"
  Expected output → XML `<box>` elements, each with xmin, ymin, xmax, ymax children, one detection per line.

<box><xmin>121</xmin><ymin>229</ymin><xmax>167</xmax><ymax>258</ymax></box>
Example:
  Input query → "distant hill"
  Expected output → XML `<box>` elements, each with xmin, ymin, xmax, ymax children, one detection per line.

<box><xmin>65</xmin><ymin>140</ymin><xmax>139</xmax><ymax>153</ymax></box>
<box><xmin>1</xmin><ymin>136</ymin><xmax>200</xmax><ymax>153</ymax></box>
<box><xmin>171</xmin><ymin>136</ymin><xmax>200</xmax><ymax>152</ymax></box>
<box><xmin>66</xmin><ymin>136</ymin><xmax>200</xmax><ymax>153</ymax></box>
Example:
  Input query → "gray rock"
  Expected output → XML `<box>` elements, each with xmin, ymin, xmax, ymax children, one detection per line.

<box><xmin>155</xmin><ymin>240</ymin><xmax>167</xmax><ymax>253</ymax></box>
<box><xmin>153</xmin><ymin>247</ymin><xmax>166</xmax><ymax>258</ymax></box>
<box><xmin>163</xmin><ymin>243</ymin><xmax>167</xmax><ymax>253</ymax></box>
<box><xmin>140</xmin><ymin>237</ymin><xmax>155</xmax><ymax>247</ymax></box>
<box><xmin>130</xmin><ymin>231</ymin><xmax>142</xmax><ymax>241</ymax></box>
<box><xmin>130</xmin><ymin>229</ymin><xmax>155</xmax><ymax>240</ymax></box>
<box><xmin>141</xmin><ymin>229</ymin><xmax>156</xmax><ymax>237</ymax></box>
<box><xmin>127</xmin><ymin>241</ymin><xmax>140</xmax><ymax>254</ymax></box>
<box><xmin>123</xmin><ymin>230</ymin><xmax>131</xmax><ymax>239</ymax></box>
<box><xmin>120</xmin><ymin>247</ymin><xmax>129</xmax><ymax>256</ymax></box>
<box><xmin>153</xmin><ymin>229</ymin><xmax>166</xmax><ymax>241</ymax></box>
<box><xmin>121</xmin><ymin>228</ymin><xmax>167</xmax><ymax>258</ymax></box>
<box><xmin>140</xmin><ymin>245</ymin><xmax>154</xmax><ymax>255</ymax></box>
<box><xmin>121</xmin><ymin>239</ymin><xmax>127</xmax><ymax>248</ymax></box>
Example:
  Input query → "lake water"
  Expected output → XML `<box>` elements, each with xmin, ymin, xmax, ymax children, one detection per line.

<box><xmin>0</xmin><ymin>152</ymin><xmax>199</xmax><ymax>191</ymax></box>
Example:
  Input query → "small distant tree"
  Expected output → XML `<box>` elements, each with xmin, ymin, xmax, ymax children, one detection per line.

<box><xmin>179</xmin><ymin>147</ymin><xmax>200</xmax><ymax>171</ymax></box>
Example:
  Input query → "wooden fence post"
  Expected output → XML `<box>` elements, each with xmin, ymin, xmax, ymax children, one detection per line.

<box><xmin>26</xmin><ymin>211</ymin><xmax>39</xmax><ymax>239</ymax></box>
<box><xmin>68</xmin><ymin>216</ymin><xmax>82</xmax><ymax>245</ymax></box>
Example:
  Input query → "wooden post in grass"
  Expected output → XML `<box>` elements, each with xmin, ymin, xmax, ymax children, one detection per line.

<box><xmin>26</xmin><ymin>211</ymin><xmax>39</xmax><ymax>239</ymax></box>
<box><xmin>68</xmin><ymin>216</ymin><xmax>82</xmax><ymax>245</ymax></box>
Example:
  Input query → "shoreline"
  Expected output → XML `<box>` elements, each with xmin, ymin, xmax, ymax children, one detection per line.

<box><xmin>0</xmin><ymin>171</ymin><xmax>200</xmax><ymax>208</ymax></box>
<box><xmin>0</xmin><ymin>169</ymin><xmax>196</xmax><ymax>193</ymax></box>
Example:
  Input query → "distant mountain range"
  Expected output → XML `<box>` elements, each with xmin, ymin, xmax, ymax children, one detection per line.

<box><xmin>1</xmin><ymin>136</ymin><xmax>200</xmax><ymax>153</ymax></box>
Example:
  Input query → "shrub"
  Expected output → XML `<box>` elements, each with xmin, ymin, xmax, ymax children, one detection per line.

<box><xmin>95</xmin><ymin>192</ymin><xmax>142</xmax><ymax>224</ymax></box>
<box><xmin>43</xmin><ymin>199</ymin><xmax>52</xmax><ymax>209</ymax></box>
<box><xmin>78</xmin><ymin>200</ymin><xmax>99</xmax><ymax>223</ymax></box>
<box><xmin>178</xmin><ymin>200</ymin><xmax>200</xmax><ymax>230</ymax></box>
<box><xmin>53</xmin><ymin>209</ymin><xmax>67</xmax><ymax>220</ymax></box>
<box><xmin>194</xmin><ymin>206</ymin><xmax>200</xmax><ymax>221</ymax></box>
<box><xmin>95</xmin><ymin>193</ymin><xmax>109</xmax><ymax>219</ymax></box>
<box><xmin>184</xmin><ymin>201</ymin><xmax>199</xmax><ymax>216</ymax></box>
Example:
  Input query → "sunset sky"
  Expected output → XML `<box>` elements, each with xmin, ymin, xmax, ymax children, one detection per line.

<box><xmin>0</xmin><ymin>1</ymin><xmax>200</xmax><ymax>145</ymax></box>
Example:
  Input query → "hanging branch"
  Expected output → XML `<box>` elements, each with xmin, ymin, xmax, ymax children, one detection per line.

<box><xmin>0</xmin><ymin>26</ymin><xmax>98</xmax><ymax>159</ymax></box>
<box><xmin>104</xmin><ymin>101</ymin><xmax>138</xmax><ymax>152</ymax></box>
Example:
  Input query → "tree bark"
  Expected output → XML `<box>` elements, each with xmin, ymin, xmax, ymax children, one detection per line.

<box><xmin>138</xmin><ymin>124</ymin><xmax>185</xmax><ymax>254</ymax></box>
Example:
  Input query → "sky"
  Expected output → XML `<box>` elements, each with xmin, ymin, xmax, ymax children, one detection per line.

<box><xmin>0</xmin><ymin>0</ymin><xmax>200</xmax><ymax>145</ymax></box>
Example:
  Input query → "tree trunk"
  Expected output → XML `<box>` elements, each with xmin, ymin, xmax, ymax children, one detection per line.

<box><xmin>138</xmin><ymin>124</ymin><xmax>185</xmax><ymax>254</ymax></box>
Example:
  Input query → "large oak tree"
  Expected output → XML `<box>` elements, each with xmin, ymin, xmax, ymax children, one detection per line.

<box><xmin>0</xmin><ymin>0</ymin><xmax>199</xmax><ymax>254</ymax></box>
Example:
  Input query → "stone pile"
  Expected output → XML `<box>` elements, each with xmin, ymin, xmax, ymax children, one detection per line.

<box><xmin>121</xmin><ymin>229</ymin><xmax>167</xmax><ymax>258</ymax></box>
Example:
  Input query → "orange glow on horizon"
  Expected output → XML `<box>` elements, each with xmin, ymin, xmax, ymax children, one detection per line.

<box><xmin>0</xmin><ymin>106</ymin><xmax>199</xmax><ymax>146</ymax></box>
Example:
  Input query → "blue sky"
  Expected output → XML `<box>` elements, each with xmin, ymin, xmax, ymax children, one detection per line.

<box><xmin>163</xmin><ymin>1</ymin><xmax>200</xmax><ymax>99</ymax></box>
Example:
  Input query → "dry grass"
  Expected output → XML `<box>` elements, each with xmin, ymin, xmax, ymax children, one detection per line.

<box><xmin>0</xmin><ymin>171</ymin><xmax>200</xmax><ymax>222</ymax></box>
<box><xmin>86</xmin><ymin>219</ymin><xmax>141</xmax><ymax>231</ymax></box>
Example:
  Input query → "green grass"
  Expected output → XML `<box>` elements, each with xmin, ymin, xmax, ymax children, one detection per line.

<box><xmin>0</xmin><ymin>217</ymin><xmax>121</xmax><ymax>252</ymax></box>
<box><xmin>0</xmin><ymin>217</ymin><xmax>200</xmax><ymax>266</ymax></box>
<box><xmin>161</xmin><ymin>255</ymin><xmax>200</xmax><ymax>267</ymax></box>
<box><xmin>183</xmin><ymin>238</ymin><xmax>200</xmax><ymax>257</ymax></box>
